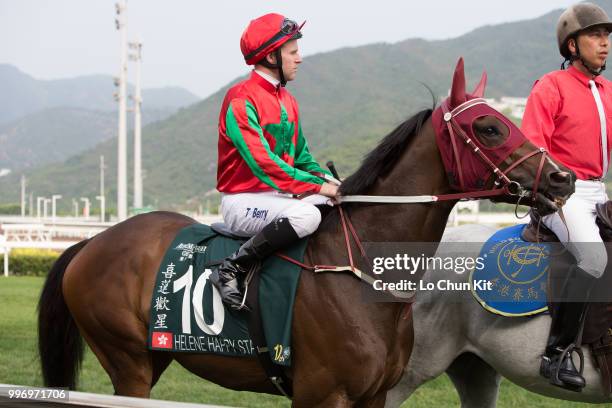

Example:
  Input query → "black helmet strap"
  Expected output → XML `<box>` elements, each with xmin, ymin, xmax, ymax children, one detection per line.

<box><xmin>275</xmin><ymin>48</ymin><xmax>287</xmax><ymax>87</ymax></box>
<box><xmin>258</xmin><ymin>48</ymin><xmax>287</xmax><ymax>87</ymax></box>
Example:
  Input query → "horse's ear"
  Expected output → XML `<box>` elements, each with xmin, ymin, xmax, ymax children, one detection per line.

<box><xmin>449</xmin><ymin>57</ymin><xmax>466</xmax><ymax>108</ymax></box>
<box><xmin>472</xmin><ymin>70</ymin><xmax>487</xmax><ymax>98</ymax></box>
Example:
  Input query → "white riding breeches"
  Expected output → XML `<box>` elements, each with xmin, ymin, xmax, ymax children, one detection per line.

<box><xmin>220</xmin><ymin>191</ymin><xmax>333</xmax><ymax>238</ymax></box>
<box><xmin>542</xmin><ymin>179</ymin><xmax>609</xmax><ymax>278</ymax></box>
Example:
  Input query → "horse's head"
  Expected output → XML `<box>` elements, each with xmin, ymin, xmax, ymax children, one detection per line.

<box><xmin>432</xmin><ymin>58</ymin><xmax>575</xmax><ymax>215</ymax></box>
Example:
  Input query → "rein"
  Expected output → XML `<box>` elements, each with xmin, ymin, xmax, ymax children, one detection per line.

<box><xmin>339</xmin><ymin>187</ymin><xmax>512</xmax><ymax>204</ymax></box>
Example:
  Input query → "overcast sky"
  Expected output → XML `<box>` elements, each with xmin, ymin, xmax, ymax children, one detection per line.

<box><xmin>0</xmin><ymin>0</ymin><xmax>578</xmax><ymax>98</ymax></box>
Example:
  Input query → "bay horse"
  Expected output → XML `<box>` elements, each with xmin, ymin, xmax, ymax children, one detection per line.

<box><xmin>38</xmin><ymin>59</ymin><xmax>574</xmax><ymax>407</ymax></box>
<box><xmin>385</xmin><ymin>223</ymin><xmax>612</xmax><ymax>407</ymax></box>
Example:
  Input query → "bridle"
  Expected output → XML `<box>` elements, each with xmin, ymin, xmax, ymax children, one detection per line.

<box><xmin>339</xmin><ymin>98</ymin><xmax>551</xmax><ymax>210</ymax></box>
<box><xmin>441</xmin><ymin>98</ymin><xmax>550</xmax><ymax>215</ymax></box>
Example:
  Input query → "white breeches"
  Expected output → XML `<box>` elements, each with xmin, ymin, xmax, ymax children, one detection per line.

<box><xmin>542</xmin><ymin>179</ymin><xmax>609</xmax><ymax>278</ymax></box>
<box><xmin>220</xmin><ymin>191</ymin><xmax>332</xmax><ymax>238</ymax></box>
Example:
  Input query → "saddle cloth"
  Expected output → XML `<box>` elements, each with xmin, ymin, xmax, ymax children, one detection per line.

<box><xmin>471</xmin><ymin>223</ymin><xmax>550</xmax><ymax>317</ymax></box>
<box><xmin>147</xmin><ymin>223</ymin><xmax>307</xmax><ymax>367</ymax></box>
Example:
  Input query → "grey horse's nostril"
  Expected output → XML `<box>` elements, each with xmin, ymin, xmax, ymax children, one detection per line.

<box><xmin>550</xmin><ymin>171</ymin><xmax>571</xmax><ymax>184</ymax></box>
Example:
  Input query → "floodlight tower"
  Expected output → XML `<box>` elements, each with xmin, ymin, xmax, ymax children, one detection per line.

<box><xmin>115</xmin><ymin>0</ymin><xmax>128</xmax><ymax>221</ymax></box>
<box><xmin>129</xmin><ymin>39</ymin><xmax>143</xmax><ymax>209</ymax></box>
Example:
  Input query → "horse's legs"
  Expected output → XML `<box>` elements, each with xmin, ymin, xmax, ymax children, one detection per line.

<box><xmin>446</xmin><ymin>353</ymin><xmax>501</xmax><ymax>408</ymax></box>
<box><xmin>111</xmin><ymin>352</ymin><xmax>154</xmax><ymax>397</ymax></box>
<box><xmin>384</xmin><ymin>308</ymin><xmax>462</xmax><ymax>407</ymax></box>
<box><xmin>293</xmin><ymin>391</ymin><xmax>386</xmax><ymax>408</ymax></box>
<box><xmin>89</xmin><ymin>336</ymin><xmax>155</xmax><ymax>397</ymax></box>
<box><xmin>355</xmin><ymin>392</ymin><xmax>387</xmax><ymax>408</ymax></box>
<box><xmin>384</xmin><ymin>376</ymin><xmax>419</xmax><ymax>407</ymax></box>
<box><xmin>292</xmin><ymin>391</ymin><xmax>351</xmax><ymax>408</ymax></box>
<box><xmin>76</xmin><ymin>317</ymin><xmax>156</xmax><ymax>397</ymax></box>
<box><xmin>385</xmin><ymin>362</ymin><xmax>448</xmax><ymax>408</ymax></box>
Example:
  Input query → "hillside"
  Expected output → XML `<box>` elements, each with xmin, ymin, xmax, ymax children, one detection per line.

<box><xmin>1</xmin><ymin>2</ymin><xmax>609</xmax><ymax>211</ymax></box>
<box><xmin>0</xmin><ymin>64</ymin><xmax>200</xmax><ymax>124</ymax></box>
<box><xmin>0</xmin><ymin>65</ymin><xmax>200</xmax><ymax>173</ymax></box>
<box><xmin>0</xmin><ymin>107</ymin><xmax>174</xmax><ymax>171</ymax></box>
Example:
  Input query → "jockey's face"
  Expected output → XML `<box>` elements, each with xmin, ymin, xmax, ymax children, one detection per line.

<box><xmin>569</xmin><ymin>26</ymin><xmax>610</xmax><ymax>69</ymax></box>
<box><xmin>274</xmin><ymin>40</ymin><xmax>302</xmax><ymax>82</ymax></box>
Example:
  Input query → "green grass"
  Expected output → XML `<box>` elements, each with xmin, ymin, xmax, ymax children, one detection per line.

<box><xmin>0</xmin><ymin>277</ymin><xmax>601</xmax><ymax>407</ymax></box>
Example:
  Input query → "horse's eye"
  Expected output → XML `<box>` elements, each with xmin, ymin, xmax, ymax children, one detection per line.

<box><xmin>483</xmin><ymin>126</ymin><xmax>499</xmax><ymax>136</ymax></box>
<box><xmin>473</xmin><ymin>119</ymin><xmax>509</xmax><ymax>147</ymax></box>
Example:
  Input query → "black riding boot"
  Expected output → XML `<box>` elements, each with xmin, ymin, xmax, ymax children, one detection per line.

<box><xmin>210</xmin><ymin>217</ymin><xmax>300</xmax><ymax>310</ymax></box>
<box><xmin>540</xmin><ymin>266</ymin><xmax>598</xmax><ymax>391</ymax></box>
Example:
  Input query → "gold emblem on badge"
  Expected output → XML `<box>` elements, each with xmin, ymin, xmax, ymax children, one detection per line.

<box><xmin>497</xmin><ymin>241</ymin><xmax>549</xmax><ymax>284</ymax></box>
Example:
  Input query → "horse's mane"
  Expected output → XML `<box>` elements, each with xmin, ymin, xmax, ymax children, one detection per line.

<box><xmin>339</xmin><ymin>107</ymin><xmax>434</xmax><ymax>195</ymax></box>
<box><xmin>317</xmin><ymin>106</ymin><xmax>435</xmax><ymax>234</ymax></box>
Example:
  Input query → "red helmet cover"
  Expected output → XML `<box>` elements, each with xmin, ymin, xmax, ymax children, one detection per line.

<box><xmin>240</xmin><ymin>13</ymin><xmax>305</xmax><ymax>65</ymax></box>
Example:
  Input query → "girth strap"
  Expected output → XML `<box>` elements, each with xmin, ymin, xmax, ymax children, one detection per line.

<box><xmin>245</xmin><ymin>265</ymin><xmax>293</xmax><ymax>398</ymax></box>
<box><xmin>591</xmin><ymin>330</ymin><xmax>612</xmax><ymax>396</ymax></box>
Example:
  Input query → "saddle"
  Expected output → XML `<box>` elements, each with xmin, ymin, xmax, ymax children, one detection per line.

<box><xmin>521</xmin><ymin>202</ymin><xmax>612</xmax><ymax>394</ymax></box>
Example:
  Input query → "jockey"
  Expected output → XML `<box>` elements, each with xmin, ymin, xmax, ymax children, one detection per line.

<box><xmin>212</xmin><ymin>13</ymin><xmax>339</xmax><ymax>310</ymax></box>
<box><xmin>521</xmin><ymin>2</ymin><xmax>612</xmax><ymax>391</ymax></box>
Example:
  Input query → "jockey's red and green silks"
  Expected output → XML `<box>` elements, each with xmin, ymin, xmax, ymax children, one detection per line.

<box><xmin>217</xmin><ymin>72</ymin><xmax>329</xmax><ymax>194</ymax></box>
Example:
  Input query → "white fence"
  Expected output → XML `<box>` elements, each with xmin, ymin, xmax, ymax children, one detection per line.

<box><xmin>2</xmin><ymin>223</ymin><xmax>107</xmax><ymax>241</ymax></box>
<box><xmin>0</xmin><ymin>237</ymin><xmax>75</xmax><ymax>278</ymax></box>
<box><xmin>0</xmin><ymin>221</ymin><xmax>112</xmax><ymax>277</ymax></box>
<box><xmin>0</xmin><ymin>216</ymin><xmax>227</xmax><ymax>278</ymax></box>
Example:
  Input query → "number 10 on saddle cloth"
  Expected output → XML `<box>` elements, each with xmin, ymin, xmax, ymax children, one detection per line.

<box><xmin>148</xmin><ymin>223</ymin><xmax>308</xmax><ymax>366</ymax></box>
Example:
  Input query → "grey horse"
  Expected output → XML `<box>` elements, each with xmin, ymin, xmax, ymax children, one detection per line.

<box><xmin>385</xmin><ymin>224</ymin><xmax>612</xmax><ymax>407</ymax></box>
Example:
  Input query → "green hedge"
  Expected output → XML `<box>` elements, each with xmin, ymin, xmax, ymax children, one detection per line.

<box><xmin>0</xmin><ymin>203</ymin><xmax>20</xmax><ymax>215</ymax></box>
<box><xmin>9</xmin><ymin>249</ymin><xmax>59</xmax><ymax>276</ymax></box>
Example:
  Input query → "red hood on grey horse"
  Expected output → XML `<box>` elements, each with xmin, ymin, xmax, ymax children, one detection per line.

<box><xmin>432</xmin><ymin>58</ymin><xmax>575</xmax><ymax>214</ymax></box>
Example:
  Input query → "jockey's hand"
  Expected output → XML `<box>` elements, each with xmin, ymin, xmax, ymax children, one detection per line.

<box><xmin>320</xmin><ymin>182</ymin><xmax>339</xmax><ymax>199</ymax></box>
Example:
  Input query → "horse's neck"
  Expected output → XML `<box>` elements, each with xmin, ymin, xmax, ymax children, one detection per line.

<box><xmin>348</xmin><ymin>124</ymin><xmax>455</xmax><ymax>243</ymax></box>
